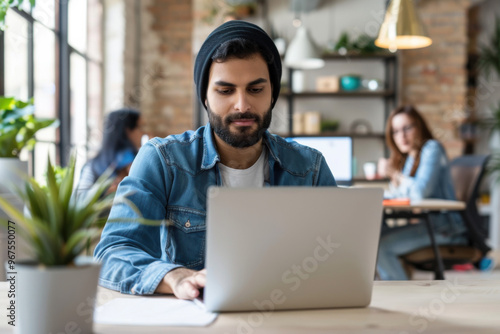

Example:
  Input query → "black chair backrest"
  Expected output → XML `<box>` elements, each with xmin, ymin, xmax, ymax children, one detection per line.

<box><xmin>449</xmin><ymin>155</ymin><xmax>489</xmax><ymax>205</ymax></box>
<box><xmin>448</xmin><ymin>154</ymin><xmax>491</xmax><ymax>254</ymax></box>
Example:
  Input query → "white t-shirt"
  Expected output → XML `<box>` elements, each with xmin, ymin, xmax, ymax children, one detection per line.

<box><xmin>218</xmin><ymin>149</ymin><xmax>269</xmax><ymax>187</ymax></box>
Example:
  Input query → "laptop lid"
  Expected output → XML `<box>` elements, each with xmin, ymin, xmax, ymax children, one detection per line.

<box><xmin>204</xmin><ymin>187</ymin><xmax>383</xmax><ymax>312</ymax></box>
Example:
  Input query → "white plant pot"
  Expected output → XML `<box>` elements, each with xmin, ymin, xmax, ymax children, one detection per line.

<box><xmin>15</xmin><ymin>257</ymin><xmax>101</xmax><ymax>334</ymax></box>
<box><xmin>0</xmin><ymin>159</ymin><xmax>29</xmax><ymax>281</ymax></box>
<box><xmin>0</xmin><ymin>158</ymin><xmax>28</xmax><ymax>194</ymax></box>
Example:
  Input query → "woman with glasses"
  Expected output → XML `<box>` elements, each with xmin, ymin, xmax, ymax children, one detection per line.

<box><xmin>376</xmin><ymin>105</ymin><xmax>466</xmax><ymax>280</ymax></box>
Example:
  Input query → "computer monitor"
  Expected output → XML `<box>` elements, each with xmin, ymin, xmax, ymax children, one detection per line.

<box><xmin>287</xmin><ymin>136</ymin><xmax>353</xmax><ymax>185</ymax></box>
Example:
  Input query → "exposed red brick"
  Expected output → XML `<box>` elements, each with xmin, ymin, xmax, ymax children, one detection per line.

<box><xmin>139</xmin><ymin>0</ymin><xmax>194</xmax><ymax>137</ymax></box>
<box><xmin>401</xmin><ymin>0</ymin><xmax>477</xmax><ymax>156</ymax></box>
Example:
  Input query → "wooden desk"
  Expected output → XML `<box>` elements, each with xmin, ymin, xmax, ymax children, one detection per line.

<box><xmin>383</xmin><ymin>199</ymin><xmax>466</xmax><ymax>280</ymax></box>
<box><xmin>1</xmin><ymin>279</ymin><xmax>499</xmax><ymax>333</ymax></box>
<box><xmin>383</xmin><ymin>199</ymin><xmax>466</xmax><ymax>211</ymax></box>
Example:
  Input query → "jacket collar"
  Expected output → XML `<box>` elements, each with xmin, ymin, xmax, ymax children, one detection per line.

<box><xmin>201</xmin><ymin>123</ymin><xmax>219</xmax><ymax>170</ymax></box>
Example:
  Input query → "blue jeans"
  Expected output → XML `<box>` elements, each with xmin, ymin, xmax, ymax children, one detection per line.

<box><xmin>377</xmin><ymin>220</ymin><xmax>468</xmax><ymax>280</ymax></box>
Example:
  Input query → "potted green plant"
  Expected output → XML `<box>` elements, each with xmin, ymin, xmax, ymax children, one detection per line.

<box><xmin>0</xmin><ymin>150</ymin><xmax>161</xmax><ymax>333</ymax></box>
<box><xmin>0</xmin><ymin>97</ymin><xmax>58</xmax><ymax>193</ymax></box>
<box><xmin>0</xmin><ymin>153</ymin><xmax>114</xmax><ymax>333</ymax></box>
<box><xmin>0</xmin><ymin>152</ymin><xmax>161</xmax><ymax>333</ymax></box>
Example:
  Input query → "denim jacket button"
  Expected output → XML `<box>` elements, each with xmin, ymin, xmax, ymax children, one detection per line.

<box><xmin>185</xmin><ymin>220</ymin><xmax>191</xmax><ymax>228</ymax></box>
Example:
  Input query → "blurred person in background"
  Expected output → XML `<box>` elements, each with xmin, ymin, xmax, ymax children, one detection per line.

<box><xmin>376</xmin><ymin>105</ymin><xmax>466</xmax><ymax>280</ymax></box>
<box><xmin>76</xmin><ymin>108</ymin><xmax>145</xmax><ymax>197</ymax></box>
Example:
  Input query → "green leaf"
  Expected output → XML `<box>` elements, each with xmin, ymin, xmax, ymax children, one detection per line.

<box><xmin>0</xmin><ymin>196</ymin><xmax>27</xmax><ymax>229</ymax></box>
<box><xmin>59</xmin><ymin>156</ymin><xmax>75</xmax><ymax>225</ymax></box>
<box><xmin>0</xmin><ymin>97</ymin><xmax>15</xmax><ymax>109</ymax></box>
<box><xmin>45</xmin><ymin>157</ymin><xmax>63</xmax><ymax>237</ymax></box>
<box><xmin>0</xmin><ymin>96</ymin><xmax>58</xmax><ymax>158</ymax></box>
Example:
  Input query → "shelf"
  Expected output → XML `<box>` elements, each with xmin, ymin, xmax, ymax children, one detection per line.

<box><xmin>283</xmin><ymin>51</ymin><xmax>398</xmax><ymax>159</ymax></box>
<box><xmin>281</xmin><ymin>90</ymin><xmax>395</xmax><ymax>98</ymax></box>
<box><xmin>275</xmin><ymin>132</ymin><xmax>385</xmax><ymax>139</ymax></box>
<box><xmin>321</xmin><ymin>52</ymin><xmax>397</xmax><ymax>60</ymax></box>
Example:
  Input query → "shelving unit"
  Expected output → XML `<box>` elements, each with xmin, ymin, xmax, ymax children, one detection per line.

<box><xmin>282</xmin><ymin>52</ymin><xmax>399</xmax><ymax>178</ymax></box>
<box><xmin>285</xmin><ymin>52</ymin><xmax>399</xmax><ymax>136</ymax></box>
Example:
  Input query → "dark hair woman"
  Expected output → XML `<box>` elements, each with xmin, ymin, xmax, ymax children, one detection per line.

<box><xmin>76</xmin><ymin>108</ymin><xmax>144</xmax><ymax>197</ymax></box>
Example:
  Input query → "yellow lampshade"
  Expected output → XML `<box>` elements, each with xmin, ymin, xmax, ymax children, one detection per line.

<box><xmin>375</xmin><ymin>0</ymin><xmax>432</xmax><ymax>50</ymax></box>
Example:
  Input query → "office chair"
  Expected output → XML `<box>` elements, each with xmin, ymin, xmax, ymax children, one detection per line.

<box><xmin>400</xmin><ymin>155</ymin><xmax>491</xmax><ymax>277</ymax></box>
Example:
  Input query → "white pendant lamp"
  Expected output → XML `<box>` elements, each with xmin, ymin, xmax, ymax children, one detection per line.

<box><xmin>284</xmin><ymin>26</ymin><xmax>325</xmax><ymax>70</ymax></box>
<box><xmin>375</xmin><ymin>0</ymin><xmax>432</xmax><ymax>50</ymax></box>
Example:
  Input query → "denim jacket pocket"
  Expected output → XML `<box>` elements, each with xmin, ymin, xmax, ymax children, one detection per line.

<box><xmin>165</xmin><ymin>207</ymin><xmax>206</xmax><ymax>269</ymax></box>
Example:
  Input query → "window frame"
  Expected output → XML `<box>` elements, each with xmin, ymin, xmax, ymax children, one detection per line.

<box><xmin>0</xmin><ymin>0</ymin><xmax>103</xmax><ymax>173</ymax></box>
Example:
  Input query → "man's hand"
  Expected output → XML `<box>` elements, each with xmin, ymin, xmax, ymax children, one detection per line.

<box><xmin>155</xmin><ymin>268</ymin><xmax>206</xmax><ymax>300</ymax></box>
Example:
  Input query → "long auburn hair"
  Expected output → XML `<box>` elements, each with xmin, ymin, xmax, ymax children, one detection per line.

<box><xmin>385</xmin><ymin>105</ymin><xmax>434</xmax><ymax>176</ymax></box>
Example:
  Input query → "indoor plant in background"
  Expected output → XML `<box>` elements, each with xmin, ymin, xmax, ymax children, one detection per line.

<box><xmin>0</xmin><ymin>96</ymin><xmax>58</xmax><ymax>279</ymax></box>
<box><xmin>477</xmin><ymin>16</ymin><xmax>500</xmax><ymax>179</ymax></box>
<box><xmin>0</xmin><ymin>153</ymin><xmax>155</xmax><ymax>334</ymax></box>
<box><xmin>0</xmin><ymin>97</ymin><xmax>59</xmax><ymax>193</ymax></box>
<box><xmin>485</xmin><ymin>105</ymin><xmax>500</xmax><ymax>181</ymax></box>
<box><xmin>477</xmin><ymin>15</ymin><xmax>500</xmax><ymax>80</ymax></box>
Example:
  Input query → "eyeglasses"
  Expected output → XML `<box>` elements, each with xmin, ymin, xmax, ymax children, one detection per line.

<box><xmin>392</xmin><ymin>124</ymin><xmax>415</xmax><ymax>136</ymax></box>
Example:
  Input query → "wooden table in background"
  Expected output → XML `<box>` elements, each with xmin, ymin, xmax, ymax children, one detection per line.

<box><xmin>383</xmin><ymin>199</ymin><xmax>467</xmax><ymax>280</ymax></box>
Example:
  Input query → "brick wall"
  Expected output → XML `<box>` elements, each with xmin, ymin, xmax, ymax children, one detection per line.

<box><xmin>401</xmin><ymin>0</ymin><xmax>479</xmax><ymax>158</ymax></box>
<box><xmin>128</xmin><ymin>0</ymin><xmax>194</xmax><ymax>138</ymax></box>
<box><xmin>130</xmin><ymin>0</ymin><xmax>485</xmax><ymax>156</ymax></box>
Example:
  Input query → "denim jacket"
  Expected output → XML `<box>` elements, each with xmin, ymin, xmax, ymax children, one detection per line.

<box><xmin>385</xmin><ymin>139</ymin><xmax>465</xmax><ymax>235</ymax></box>
<box><xmin>94</xmin><ymin>123</ymin><xmax>336</xmax><ymax>295</ymax></box>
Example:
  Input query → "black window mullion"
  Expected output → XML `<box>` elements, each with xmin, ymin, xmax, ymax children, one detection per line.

<box><xmin>0</xmin><ymin>30</ymin><xmax>4</xmax><ymax>96</ymax></box>
<box><xmin>58</xmin><ymin>0</ymin><xmax>70</xmax><ymax>166</ymax></box>
<box><xmin>28</xmin><ymin>16</ymin><xmax>35</xmax><ymax>176</ymax></box>
<box><xmin>85</xmin><ymin>58</ymin><xmax>89</xmax><ymax>159</ymax></box>
<box><xmin>28</xmin><ymin>23</ymin><xmax>34</xmax><ymax>99</ymax></box>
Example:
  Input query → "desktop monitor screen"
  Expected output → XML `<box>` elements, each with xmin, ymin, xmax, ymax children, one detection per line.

<box><xmin>287</xmin><ymin>136</ymin><xmax>353</xmax><ymax>185</ymax></box>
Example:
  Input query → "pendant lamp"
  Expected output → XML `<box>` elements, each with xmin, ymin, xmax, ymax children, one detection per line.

<box><xmin>375</xmin><ymin>0</ymin><xmax>432</xmax><ymax>50</ymax></box>
<box><xmin>284</xmin><ymin>26</ymin><xmax>325</xmax><ymax>69</ymax></box>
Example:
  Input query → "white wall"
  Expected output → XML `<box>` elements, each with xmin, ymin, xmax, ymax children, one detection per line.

<box><xmin>267</xmin><ymin>0</ymin><xmax>386</xmax><ymax>46</ymax></box>
<box><xmin>103</xmin><ymin>0</ymin><xmax>125</xmax><ymax>113</ymax></box>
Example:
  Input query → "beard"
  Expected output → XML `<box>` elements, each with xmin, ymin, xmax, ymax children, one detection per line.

<box><xmin>207</xmin><ymin>103</ymin><xmax>272</xmax><ymax>148</ymax></box>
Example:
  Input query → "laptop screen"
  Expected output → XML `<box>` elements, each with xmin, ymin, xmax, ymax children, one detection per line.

<box><xmin>287</xmin><ymin>136</ymin><xmax>353</xmax><ymax>185</ymax></box>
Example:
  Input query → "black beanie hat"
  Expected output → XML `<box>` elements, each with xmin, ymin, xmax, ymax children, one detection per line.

<box><xmin>194</xmin><ymin>20</ymin><xmax>282</xmax><ymax>111</ymax></box>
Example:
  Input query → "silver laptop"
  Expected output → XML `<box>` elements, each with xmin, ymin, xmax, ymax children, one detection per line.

<box><xmin>203</xmin><ymin>186</ymin><xmax>383</xmax><ymax>312</ymax></box>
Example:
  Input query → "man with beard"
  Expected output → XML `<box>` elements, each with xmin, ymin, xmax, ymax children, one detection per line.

<box><xmin>94</xmin><ymin>20</ymin><xmax>337</xmax><ymax>300</ymax></box>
